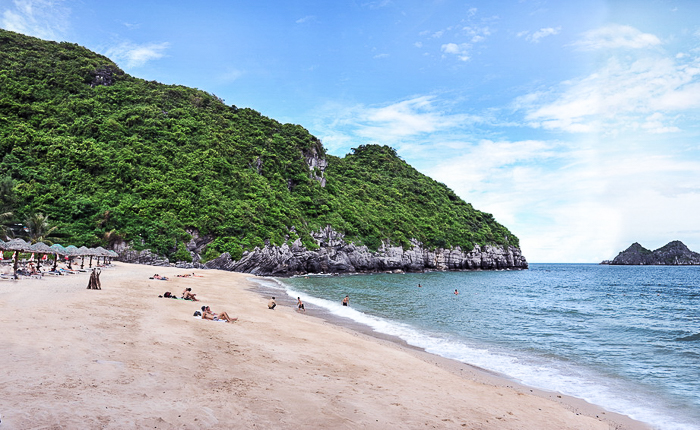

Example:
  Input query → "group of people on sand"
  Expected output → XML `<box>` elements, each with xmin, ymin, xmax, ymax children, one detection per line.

<box><xmin>265</xmin><ymin>296</ymin><xmax>305</xmax><ymax>312</ymax></box>
<box><xmin>266</xmin><ymin>294</ymin><xmax>350</xmax><ymax>312</ymax></box>
<box><xmin>160</xmin><ymin>287</ymin><xmax>199</xmax><ymax>300</ymax></box>
<box><xmin>152</xmin><ymin>272</ymin><xmax>237</xmax><ymax>323</ymax></box>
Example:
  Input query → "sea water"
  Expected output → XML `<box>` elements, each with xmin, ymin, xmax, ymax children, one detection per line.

<box><xmin>253</xmin><ymin>264</ymin><xmax>700</xmax><ymax>430</ymax></box>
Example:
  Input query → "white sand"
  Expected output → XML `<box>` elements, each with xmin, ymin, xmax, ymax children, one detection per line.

<box><xmin>0</xmin><ymin>263</ymin><xmax>650</xmax><ymax>429</ymax></box>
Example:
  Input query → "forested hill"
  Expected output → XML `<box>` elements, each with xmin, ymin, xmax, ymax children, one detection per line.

<box><xmin>0</xmin><ymin>28</ymin><xmax>523</xmax><ymax>268</ymax></box>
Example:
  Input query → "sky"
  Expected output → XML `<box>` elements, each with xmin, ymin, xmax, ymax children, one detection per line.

<box><xmin>2</xmin><ymin>0</ymin><xmax>700</xmax><ymax>263</ymax></box>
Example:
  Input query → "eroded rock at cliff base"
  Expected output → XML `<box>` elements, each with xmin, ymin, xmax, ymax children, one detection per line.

<box><xmin>203</xmin><ymin>227</ymin><xmax>527</xmax><ymax>276</ymax></box>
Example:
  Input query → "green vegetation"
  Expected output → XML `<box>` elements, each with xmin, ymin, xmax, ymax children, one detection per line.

<box><xmin>0</xmin><ymin>29</ymin><xmax>520</xmax><ymax>260</ymax></box>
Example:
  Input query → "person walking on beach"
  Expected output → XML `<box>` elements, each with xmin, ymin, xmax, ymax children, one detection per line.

<box><xmin>268</xmin><ymin>297</ymin><xmax>277</xmax><ymax>310</ymax></box>
<box><xmin>297</xmin><ymin>297</ymin><xmax>305</xmax><ymax>312</ymax></box>
<box><xmin>342</xmin><ymin>295</ymin><xmax>349</xmax><ymax>306</ymax></box>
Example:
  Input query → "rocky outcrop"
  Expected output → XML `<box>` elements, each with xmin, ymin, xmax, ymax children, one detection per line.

<box><xmin>303</xmin><ymin>144</ymin><xmax>327</xmax><ymax>187</ymax></box>
<box><xmin>202</xmin><ymin>226</ymin><xmax>528</xmax><ymax>276</ymax></box>
<box><xmin>118</xmin><ymin>249</ymin><xmax>173</xmax><ymax>267</ymax></box>
<box><xmin>610</xmin><ymin>241</ymin><xmax>700</xmax><ymax>265</ymax></box>
<box><xmin>184</xmin><ymin>228</ymin><xmax>213</xmax><ymax>263</ymax></box>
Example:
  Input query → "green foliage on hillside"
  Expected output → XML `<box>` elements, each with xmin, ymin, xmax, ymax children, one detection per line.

<box><xmin>0</xmin><ymin>29</ymin><xmax>519</xmax><ymax>259</ymax></box>
<box><xmin>316</xmin><ymin>145</ymin><xmax>516</xmax><ymax>250</ymax></box>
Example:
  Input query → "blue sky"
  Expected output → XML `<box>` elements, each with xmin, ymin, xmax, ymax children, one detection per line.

<box><xmin>3</xmin><ymin>0</ymin><xmax>700</xmax><ymax>263</ymax></box>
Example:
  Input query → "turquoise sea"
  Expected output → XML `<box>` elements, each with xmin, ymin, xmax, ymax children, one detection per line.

<box><xmin>253</xmin><ymin>264</ymin><xmax>700</xmax><ymax>430</ymax></box>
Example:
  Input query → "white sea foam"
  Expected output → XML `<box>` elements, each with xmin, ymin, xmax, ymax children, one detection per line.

<box><xmin>254</xmin><ymin>275</ymin><xmax>698</xmax><ymax>430</ymax></box>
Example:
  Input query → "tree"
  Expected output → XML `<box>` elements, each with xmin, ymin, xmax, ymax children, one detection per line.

<box><xmin>23</xmin><ymin>213</ymin><xmax>59</xmax><ymax>244</ymax></box>
<box><xmin>0</xmin><ymin>211</ymin><xmax>12</xmax><ymax>240</ymax></box>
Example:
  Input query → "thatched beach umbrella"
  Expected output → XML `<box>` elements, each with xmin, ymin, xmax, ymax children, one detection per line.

<box><xmin>107</xmin><ymin>249</ymin><xmax>118</xmax><ymax>264</ymax></box>
<box><xmin>86</xmin><ymin>247</ymin><xmax>98</xmax><ymax>268</ymax></box>
<box><xmin>94</xmin><ymin>246</ymin><xmax>108</xmax><ymax>266</ymax></box>
<box><xmin>50</xmin><ymin>243</ymin><xmax>67</xmax><ymax>271</ymax></box>
<box><xmin>5</xmin><ymin>238</ymin><xmax>32</xmax><ymax>278</ymax></box>
<box><xmin>30</xmin><ymin>241</ymin><xmax>53</xmax><ymax>271</ymax></box>
<box><xmin>64</xmin><ymin>245</ymin><xmax>79</xmax><ymax>269</ymax></box>
<box><xmin>5</xmin><ymin>238</ymin><xmax>31</xmax><ymax>251</ymax></box>
<box><xmin>77</xmin><ymin>246</ymin><xmax>90</xmax><ymax>269</ymax></box>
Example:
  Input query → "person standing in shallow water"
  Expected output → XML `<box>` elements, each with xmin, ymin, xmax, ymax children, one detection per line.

<box><xmin>454</xmin><ymin>289</ymin><xmax>459</xmax><ymax>295</ymax></box>
<box><xmin>342</xmin><ymin>295</ymin><xmax>349</xmax><ymax>306</ymax></box>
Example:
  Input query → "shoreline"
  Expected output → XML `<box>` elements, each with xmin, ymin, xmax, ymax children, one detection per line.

<box><xmin>249</xmin><ymin>275</ymin><xmax>650</xmax><ymax>430</ymax></box>
<box><xmin>0</xmin><ymin>263</ymin><xmax>651</xmax><ymax>429</ymax></box>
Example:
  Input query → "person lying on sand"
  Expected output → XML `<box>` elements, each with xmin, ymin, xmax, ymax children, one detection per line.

<box><xmin>150</xmin><ymin>274</ymin><xmax>169</xmax><ymax>280</ymax></box>
<box><xmin>201</xmin><ymin>305</ymin><xmax>237</xmax><ymax>323</ymax></box>
<box><xmin>182</xmin><ymin>287</ymin><xmax>198</xmax><ymax>301</ymax></box>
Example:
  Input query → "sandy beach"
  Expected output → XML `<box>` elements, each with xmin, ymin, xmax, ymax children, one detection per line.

<box><xmin>0</xmin><ymin>263</ymin><xmax>650</xmax><ymax>429</ymax></box>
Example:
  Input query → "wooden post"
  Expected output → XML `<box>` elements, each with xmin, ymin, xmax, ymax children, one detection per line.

<box><xmin>13</xmin><ymin>251</ymin><xmax>19</xmax><ymax>279</ymax></box>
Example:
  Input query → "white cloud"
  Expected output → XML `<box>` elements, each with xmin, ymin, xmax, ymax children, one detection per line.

<box><xmin>296</xmin><ymin>15</ymin><xmax>316</xmax><ymax>24</ymax></box>
<box><xmin>464</xmin><ymin>25</ymin><xmax>491</xmax><ymax>43</ymax></box>
<box><xmin>517</xmin><ymin>52</ymin><xmax>700</xmax><ymax>133</ymax></box>
<box><xmin>573</xmin><ymin>24</ymin><xmax>661</xmax><ymax>51</ymax></box>
<box><xmin>373</xmin><ymin>53</ymin><xmax>389</xmax><ymax>59</ymax></box>
<box><xmin>641</xmin><ymin>113</ymin><xmax>680</xmax><ymax>133</ymax></box>
<box><xmin>217</xmin><ymin>68</ymin><xmax>244</xmax><ymax>83</ymax></box>
<box><xmin>310</xmin><ymin>96</ymin><xmax>483</xmax><ymax>155</ymax></box>
<box><xmin>423</xmin><ymin>138</ymin><xmax>700</xmax><ymax>263</ymax></box>
<box><xmin>418</xmin><ymin>12</ymin><xmax>490</xmax><ymax>62</ymax></box>
<box><xmin>526</xmin><ymin>26</ymin><xmax>561</xmax><ymax>43</ymax></box>
<box><xmin>362</xmin><ymin>0</ymin><xmax>392</xmax><ymax>9</ymax></box>
<box><xmin>310</xmin><ymin>85</ymin><xmax>700</xmax><ymax>263</ymax></box>
<box><xmin>441</xmin><ymin>42</ymin><xmax>470</xmax><ymax>61</ymax></box>
<box><xmin>355</xmin><ymin>96</ymin><xmax>479</xmax><ymax>140</ymax></box>
<box><xmin>104</xmin><ymin>41</ymin><xmax>170</xmax><ymax>69</ymax></box>
<box><xmin>1</xmin><ymin>0</ymin><xmax>70</xmax><ymax>41</ymax></box>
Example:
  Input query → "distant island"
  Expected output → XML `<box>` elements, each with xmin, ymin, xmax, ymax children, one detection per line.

<box><xmin>601</xmin><ymin>241</ymin><xmax>700</xmax><ymax>265</ymax></box>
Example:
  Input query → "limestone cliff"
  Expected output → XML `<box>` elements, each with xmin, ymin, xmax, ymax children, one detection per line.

<box><xmin>117</xmin><ymin>226</ymin><xmax>528</xmax><ymax>275</ymax></box>
<box><xmin>202</xmin><ymin>226</ymin><xmax>528</xmax><ymax>275</ymax></box>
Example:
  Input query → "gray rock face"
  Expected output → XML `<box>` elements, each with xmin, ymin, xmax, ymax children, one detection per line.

<box><xmin>203</xmin><ymin>227</ymin><xmax>528</xmax><ymax>276</ymax></box>
<box><xmin>610</xmin><ymin>241</ymin><xmax>700</xmax><ymax>265</ymax></box>
<box><xmin>303</xmin><ymin>145</ymin><xmax>327</xmax><ymax>187</ymax></box>
<box><xmin>118</xmin><ymin>249</ymin><xmax>172</xmax><ymax>267</ymax></box>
